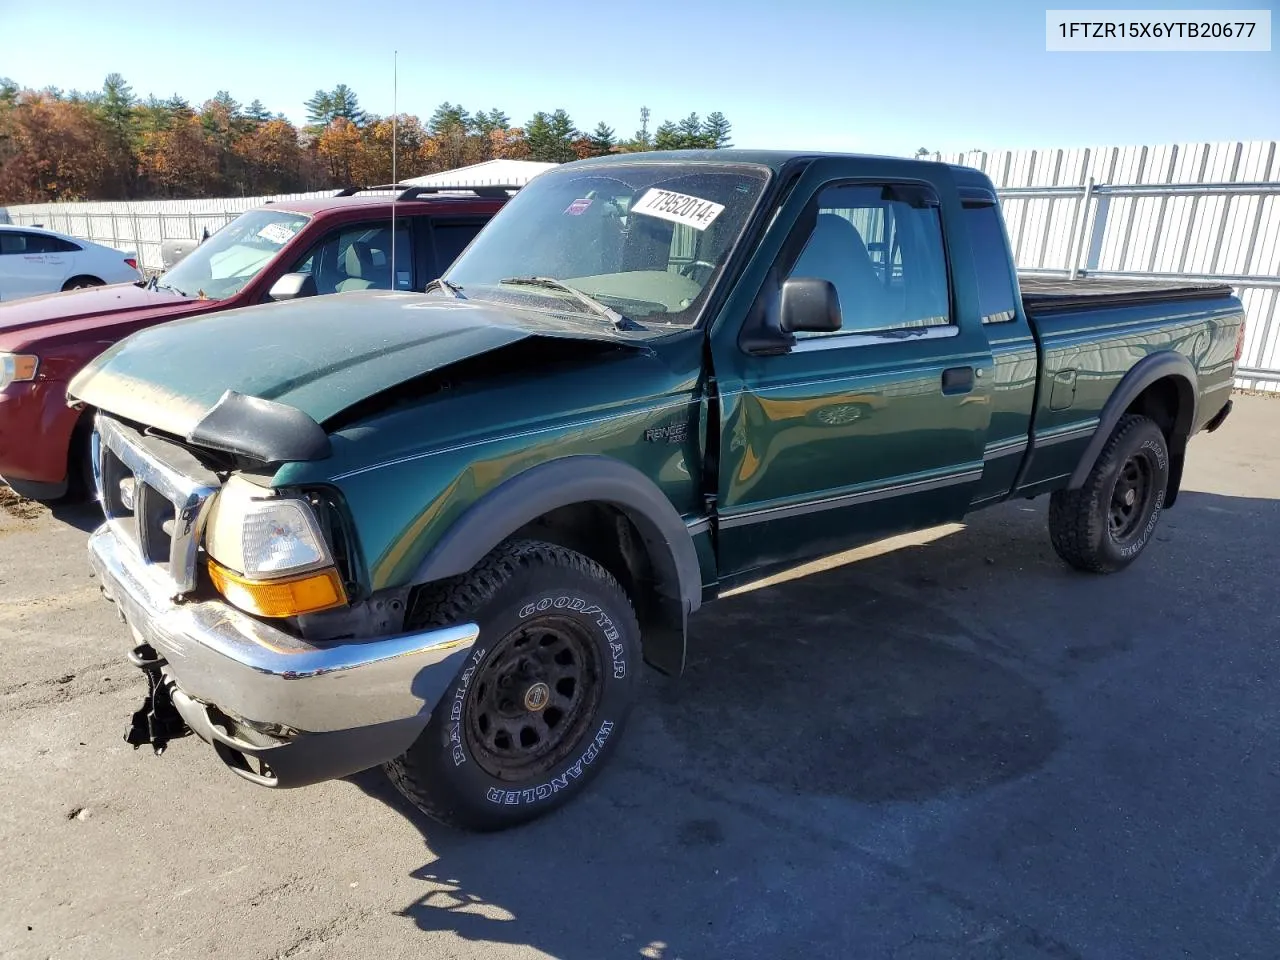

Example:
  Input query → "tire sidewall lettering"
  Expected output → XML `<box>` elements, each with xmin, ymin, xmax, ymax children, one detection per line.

<box><xmin>516</xmin><ymin>593</ymin><xmax>628</xmax><ymax>681</ymax></box>
<box><xmin>448</xmin><ymin>646</ymin><xmax>487</xmax><ymax>767</ymax></box>
<box><xmin>1108</xmin><ymin>428</ymin><xmax>1169</xmax><ymax>560</ymax></box>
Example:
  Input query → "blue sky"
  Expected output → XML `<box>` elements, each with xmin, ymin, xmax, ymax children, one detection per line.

<box><xmin>0</xmin><ymin>0</ymin><xmax>1275</xmax><ymax>155</ymax></box>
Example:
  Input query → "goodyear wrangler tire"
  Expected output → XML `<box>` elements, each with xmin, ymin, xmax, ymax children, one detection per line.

<box><xmin>384</xmin><ymin>539</ymin><xmax>639</xmax><ymax>831</ymax></box>
<box><xmin>1048</xmin><ymin>414</ymin><xmax>1170</xmax><ymax>574</ymax></box>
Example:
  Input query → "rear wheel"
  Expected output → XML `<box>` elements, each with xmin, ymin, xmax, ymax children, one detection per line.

<box><xmin>1048</xmin><ymin>414</ymin><xmax>1170</xmax><ymax>573</ymax></box>
<box><xmin>384</xmin><ymin>539</ymin><xmax>639</xmax><ymax>831</ymax></box>
<box><xmin>62</xmin><ymin>275</ymin><xmax>103</xmax><ymax>291</ymax></box>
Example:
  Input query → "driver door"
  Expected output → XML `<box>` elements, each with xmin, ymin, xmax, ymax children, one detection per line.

<box><xmin>708</xmin><ymin>160</ymin><xmax>993</xmax><ymax>583</ymax></box>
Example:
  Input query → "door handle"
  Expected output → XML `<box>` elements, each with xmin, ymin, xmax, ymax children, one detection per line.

<box><xmin>941</xmin><ymin>366</ymin><xmax>975</xmax><ymax>395</ymax></box>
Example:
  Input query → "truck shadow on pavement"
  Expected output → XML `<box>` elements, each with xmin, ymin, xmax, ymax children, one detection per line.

<box><xmin>342</xmin><ymin>498</ymin><xmax>1146</xmax><ymax>958</ymax></box>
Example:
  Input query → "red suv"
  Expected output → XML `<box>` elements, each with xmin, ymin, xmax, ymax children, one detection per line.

<box><xmin>0</xmin><ymin>185</ymin><xmax>511</xmax><ymax>501</ymax></box>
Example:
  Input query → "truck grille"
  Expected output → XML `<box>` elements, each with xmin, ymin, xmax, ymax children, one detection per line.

<box><xmin>92</xmin><ymin>414</ymin><xmax>221</xmax><ymax>596</ymax></box>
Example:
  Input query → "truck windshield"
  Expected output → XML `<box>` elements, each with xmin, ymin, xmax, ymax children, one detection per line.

<box><xmin>157</xmin><ymin>210</ymin><xmax>309</xmax><ymax>300</ymax></box>
<box><xmin>443</xmin><ymin>162</ymin><xmax>770</xmax><ymax>326</ymax></box>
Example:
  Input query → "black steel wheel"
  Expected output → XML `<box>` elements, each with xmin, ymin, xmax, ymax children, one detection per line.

<box><xmin>465</xmin><ymin>616</ymin><xmax>602</xmax><ymax>781</ymax></box>
<box><xmin>1049</xmin><ymin>414</ymin><xmax>1171</xmax><ymax>573</ymax></box>
<box><xmin>1108</xmin><ymin>452</ymin><xmax>1153</xmax><ymax>545</ymax></box>
<box><xmin>385</xmin><ymin>539</ymin><xmax>640</xmax><ymax>831</ymax></box>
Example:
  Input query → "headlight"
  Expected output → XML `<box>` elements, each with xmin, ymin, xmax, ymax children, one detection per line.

<box><xmin>204</xmin><ymin>475</ymin><xmax>347</xmax><ymax>618</ymax></box>
<box><xmin>205</xmin><ymin>475</ymin><xmax>332</xmax><ymax>578</ymax></box>
<box><xmin>0</xmin><ymin>353</ymin><xmax>39</xmax><ymax>391</ymax></box>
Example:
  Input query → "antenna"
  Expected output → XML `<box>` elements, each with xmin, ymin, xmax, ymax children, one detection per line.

<box><xmin>390</xmin><ymin>49</ymin><xmax>398</xmax><ymax>292</ymax></box>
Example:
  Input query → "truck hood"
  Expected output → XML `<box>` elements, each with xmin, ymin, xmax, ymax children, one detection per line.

<box><xmin>0</xmin><ymin>282</ymin><xmax>205</xmax><ymax>345</ymax></box>
<box><xmin>67</xmin><ymin>290</ymin><xmax>650</xmax><ymax>444</ymax></box>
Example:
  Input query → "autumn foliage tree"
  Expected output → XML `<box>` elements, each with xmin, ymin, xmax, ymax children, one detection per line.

<box><xmin>0</xmin><ymin>75</ymin><xmax>734</xmax><ymax>204</ymax></box>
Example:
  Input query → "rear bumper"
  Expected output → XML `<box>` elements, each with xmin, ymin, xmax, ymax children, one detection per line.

<box><xmin>89</xmin><ymin>522</ymin><xmax>479</xmax><ymax>786</ymax></box>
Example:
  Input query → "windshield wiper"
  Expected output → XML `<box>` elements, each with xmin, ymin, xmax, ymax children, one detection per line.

<box><xmin>425</xmin><ymin>277</ymin><xmax>466</xmax><ymax>298</ymax></box>
<box><xmin>499</xmin><ymin>276</ymin><xmax>641</xmax><ymax>330</ymax></box>
<box><xmin>156</xmin><ymin>283</ymin><xmax>187</xmax><ymax>297</ymax></box>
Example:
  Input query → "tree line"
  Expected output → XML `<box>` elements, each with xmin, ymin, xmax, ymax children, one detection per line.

<box><xmin>0</xmin><ymin>75</ymin><xmax>733</xmax><ymax>204</ymax></box>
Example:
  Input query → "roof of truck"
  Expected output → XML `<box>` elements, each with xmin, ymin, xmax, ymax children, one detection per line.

<box><xmin>563</xmin><ymin>148</ymin><xmax>987</xmax><ymax>179</ymax></box>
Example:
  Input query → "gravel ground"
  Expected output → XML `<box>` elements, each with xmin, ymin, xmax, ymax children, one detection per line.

<box><xmin>1</xmin><ymin>395</ymin><xmax>1277</xmax><ymax>960</ymax></box>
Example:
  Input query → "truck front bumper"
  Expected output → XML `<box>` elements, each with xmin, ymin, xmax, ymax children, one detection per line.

<box><xmin>88</xmin><ymin>523</ymin><xmax>479</xmax><ymax>787</ymax></box>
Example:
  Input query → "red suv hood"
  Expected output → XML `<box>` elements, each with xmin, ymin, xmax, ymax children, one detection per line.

<box><xmin>0</xmin><ymin>282</ymin><xmax>215</xmax><ymax>348</ymax></box>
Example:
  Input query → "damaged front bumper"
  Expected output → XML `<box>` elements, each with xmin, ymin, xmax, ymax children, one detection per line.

<box><xmin>88</xmin><ymin>523</ymin><xmax>478</xmax><ymax>787</ymax></box>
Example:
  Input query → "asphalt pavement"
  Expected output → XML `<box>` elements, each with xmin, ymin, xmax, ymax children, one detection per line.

<box><xmin>2</xmin><ymin>395</ymin><xmax>1277</xmax><ymax>960</ymax></box>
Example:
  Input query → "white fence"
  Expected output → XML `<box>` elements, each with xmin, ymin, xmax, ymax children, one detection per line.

<box><xmin>4</xmin><ymin>140</ymin><xmax>1278</xmax><ymax>389</ymax></box>
<box><xmin>931</xmin><ymin>141</ymin><xmax>1280</xmax><ymax>392</ymax></box>
<box><xmin>0</xmin><ymin>190</ymin><xmax>339</xmax><ymax>274</ymax></box>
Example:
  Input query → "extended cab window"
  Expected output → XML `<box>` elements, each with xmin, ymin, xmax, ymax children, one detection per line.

<box><xmin>963</xmin><ymin>202</ymin><xmax>1019</xmax><ymax>324</ymax></box>
<box><xmin>430</xmin><ymin>222</ymin><xmax>485</xmax><ymax>275</ymax></box>
<box><xmin>788</xmin><ymin>184</ymin><xmax>951</xmax><ymax>337</ymax></box>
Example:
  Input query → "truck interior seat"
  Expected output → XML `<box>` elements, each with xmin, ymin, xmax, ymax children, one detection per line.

<box><xmin>337</xmin><ymin>240</ymin><xmax>389</xmax><ymax>291</ymax></box>
<box><xmin>791</xmin><ymin>213</ymin><xmax>889</xmax><ymax>332</ymax></box>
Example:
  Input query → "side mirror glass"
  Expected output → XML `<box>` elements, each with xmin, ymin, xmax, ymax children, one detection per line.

<box><xmin>268</xmin><ymin>272</ymin><xmax>318</xmax><ymax>301</ymax></box>
<box><xmin>779</xmin><ymin>277</ymin><xmax>842</xmax><ymax>334</ymax></box>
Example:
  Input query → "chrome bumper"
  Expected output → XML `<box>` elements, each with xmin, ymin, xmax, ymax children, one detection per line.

<box><xmin>88</xmin><ymin>522</ymin><xmax>479</xmax><ymax>735</ymax></box>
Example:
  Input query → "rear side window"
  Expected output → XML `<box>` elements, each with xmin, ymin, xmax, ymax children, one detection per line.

<box><xmin>21</xmin><ymin>234</ymin><xmax>63</xmax><ymax>253</ymax></box>
<box><xmin>0</xmin><ymin>233</ymin><xmax>24</xmax><ymax>254</ymax></box>
<box><xmin>430</xmin><ymin>222</ymin><xmax>485</xmax><ymax>275</ymax></box>
<box><xmin>52</xmin><ymin>236</ymin><xmax>81</xmax><ymax>252</ymax></box>
<box><xmin>963</xmin><ymin>203</ymin><xmax>1018</xmax><ymax>324</ymax></box>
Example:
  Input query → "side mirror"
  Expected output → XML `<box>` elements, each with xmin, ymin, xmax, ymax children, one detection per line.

<box><xmin>779</xmin><ymin>277</ymin><xmax>842</xmax><ymax>334</ymax></box>
<box><xmin>268</xmin><ymin>273</ymin><xmax>317</xmax><ymax>301</ymax></box>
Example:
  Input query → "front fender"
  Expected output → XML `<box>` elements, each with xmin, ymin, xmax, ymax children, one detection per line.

<box><xmin>412</xmin><ymin>454</ymin><xmax>703</xmax><ymax>616</ymax></box>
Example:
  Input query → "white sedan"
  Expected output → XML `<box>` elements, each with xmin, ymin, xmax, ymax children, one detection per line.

<box><xmin>0</xmin><ymin>225</ymin><xmax>142</xmax><ymax>301</ymax></box>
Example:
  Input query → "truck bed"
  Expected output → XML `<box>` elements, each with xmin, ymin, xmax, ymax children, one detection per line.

<box><xmin>1018</xmin><ymin>275</ymin><xmax>1234</xmax><ymax>314</ymax></box>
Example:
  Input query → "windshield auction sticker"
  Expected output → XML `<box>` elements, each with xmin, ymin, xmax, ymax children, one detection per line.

<box><xmin>256</xmin><ymin>222</ymin><xmax>300</xmax><ymax>245</ymax></box>
<box><xmin>631</xmin><ymin>188</ymin><xmax>725</xmax><ymax>231</ymax></box>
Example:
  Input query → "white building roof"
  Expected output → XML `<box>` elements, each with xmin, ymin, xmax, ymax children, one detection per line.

<box><xmin>401</xmin><ymin>159</ymin><xmax>559</xmax><ymax>188</ymax></box>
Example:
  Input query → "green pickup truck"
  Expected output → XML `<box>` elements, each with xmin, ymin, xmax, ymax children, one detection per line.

<box><xmin>68</xmin><ymin>150</ymin><xmax>1243</xmax><ymax>831</ymax></box>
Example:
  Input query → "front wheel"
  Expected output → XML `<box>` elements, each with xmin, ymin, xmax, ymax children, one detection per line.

<box><xmin>385</xmin><ymin>539</ymin><xmax>639</xmax><ymax>831</ymax></box>
<box><xmin>1048</xmin><ymin>414</ymin><xmax>1170</xmax><ymax>573</ymax></box>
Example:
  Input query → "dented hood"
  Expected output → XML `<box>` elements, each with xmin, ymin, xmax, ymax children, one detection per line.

<box><xmin>67</xmin><ymin>290</ymin><xmax>646</xmax><ymax>443</ymax></box>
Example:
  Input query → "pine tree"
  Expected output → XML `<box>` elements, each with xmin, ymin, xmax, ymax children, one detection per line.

<box><xmin>525</xmin><ymin>109</ymin><xmax>578</xmax><ymax>163</ymax></box>
<box><xmin>701</xmin><ymin>112</ymin><xmax>732</xmax><ymax>148</ymax></box>
<box><xmin>164</xmin><ymin>93</ymin><xmax>191</xmax><ymax>116</ymax></box>
<box><xmin>329</xmin><ymin>84</ymin><xmax>364</xmax><ymax>126</ymax></box>
<box><xmin>304</xmin><ymin>90</ymin><xmax>332</xmax><ymax>126</ymax></box>
<box><xmin>587</xmin><ymin>121</ymin><xmax>616</xmax><ymax>156</ymax></box>
<box><xmin>653</xmin><ymin>120</ymin><xmax>681</xmax><ymax>151</ymax></box>
<box><xmin>428</xmin><ymin>102</ymin><xmax>470</xmax><ymax>136</ymax></box>
<box><xmin>472</xmin><ymin>108</ymin><xmax>510</xmax><ymax>136</ymax></box>
<box><xmin>245</xmin><ymin>99</ymin><xmax>271</xmax><ymax>123</ymax></box>
<box><xmin>211</xmin><ymin>90</ymin><xmax>241</xmax><ymax>117</ymax></box>
<box><xmin>676</xmin><ymin>112</ymin><xmax>702</xmax><ymax>148</ymax></box>
<box><xmin>99</xmin><ymin>73</ymin><xmax>134</xmax><ymax>132</ymax></box>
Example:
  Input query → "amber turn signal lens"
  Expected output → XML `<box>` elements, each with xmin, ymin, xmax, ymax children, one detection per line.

<box><xmin>207</xmin><ymin>560</ymin><xmax>347</xmax><ymax>618</ymax></box>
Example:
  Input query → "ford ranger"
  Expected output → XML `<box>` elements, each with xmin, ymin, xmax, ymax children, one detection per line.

<box><xmin>67</xmin><ymin>150</ymin><xmax>1243</xmax><ymax>831</ymax></box>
